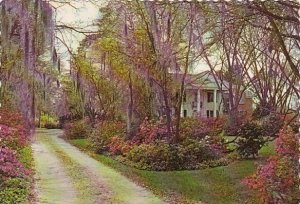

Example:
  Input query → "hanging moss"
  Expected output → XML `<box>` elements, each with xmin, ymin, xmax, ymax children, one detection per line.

<box><xmin>0</xmin><ymin>0</ymin><xmax>56</xmax><ymax>127</ymax></box>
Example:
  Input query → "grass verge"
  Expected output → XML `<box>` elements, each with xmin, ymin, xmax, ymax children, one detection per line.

<box><xmin>70</xmin><ymin>139</ymin><xmax>274</xmax><ymax>204</ymax></box>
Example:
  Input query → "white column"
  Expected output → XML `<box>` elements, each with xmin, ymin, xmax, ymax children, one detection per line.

<box><xmin>197</xmin><ymin>89</ymin><xmax>201</xmax><ymax>116</ymax></box>
<box><xmin>213</xmin><ymin>89</ymin><xmax>217</xmax><ymax>117</ymax></box>
<box><xmin>180</xmin><ymin>103</ymin><xmax>183</xmax><ymax>117</ymax></box>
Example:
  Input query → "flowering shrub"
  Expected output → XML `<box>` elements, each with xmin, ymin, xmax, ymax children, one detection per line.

<box><xmin>203</xmin><ymin>135</ymin><xmax>227</xmax><ymax>156</ymax></box>
<box><xmin>126</xmin><ymin>142</ymin><xmax>178</xmax><ymax>171</ymax></box>
<box><xmin>132</xmin><ymin>118</ymin><xmax>169</xmax><ymax>144</ymax></box>
<box><xmin>0</xmin><ymin>125</ymin><xmax>28</xmax><ymax>150</ymax></box>
<box><xmin>89</xmin><ymin>121</ymin><xmax>125</xmax><ymax>153</ymax></box>
<box><xmin>177</xmin><ymin>138</ymin><xmax>220</xmax><ymax>169</ymax></box>
<box><xmin>125</xmin><ymin>138</ymin><xmax>223</xmax><ymax>171</ymax></box>
<box><xmin>0</xmin><ymin>147</ymin><xmax>29</xmax><ymax>181</ymax></box>
<box><xmin>0</xmin><ymin>109</ymin><xmax>32</xmax><ymax>204</ymax></box>
<box><xmin>236</xmin><ymin>121</ymin><xmax>266</xmax><ymax>158</ymax></box>
<box><xmin>0</xmin><ymin>109</ymin><xmax>30</xmax><ymax>147</ymax></box>
<box><xmin>0</xmin><ymin>109</ymin><xmax>27</xmax><ymax>129</ymax></box>
<box><xmin>107</xmin><ymin>136</ymin><xmax>132</xmax><ymax>155</ymax></box>
<box><xmin>63</xmin><ymin>119</ymin><xmax>92</xmax><ymax>140</ymax></box>
<box><xmin>179</xmin><ymin>117</ymin><xmax>226</xmax><ymax>140</ymax></box>
<box><xmin>243</xmin><ymin>127</ymin><xmax>300</xmax><ymax>203</ymax></box>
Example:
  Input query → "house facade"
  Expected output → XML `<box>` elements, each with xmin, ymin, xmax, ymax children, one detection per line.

<box><xmin>181</xmin><ymin>71</ymin><xmax>253</xmax><ymax>118</ymax></box>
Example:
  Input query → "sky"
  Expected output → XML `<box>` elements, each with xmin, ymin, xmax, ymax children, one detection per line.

<box><xmin>50</xmin><ymin>0</ymin><xmax>210</xmax><ymax>73</ymax></box>
<box><xmin>51</xmin><ymin>1</ymin><xmax>106</xmax><ymax>70</ymax></box>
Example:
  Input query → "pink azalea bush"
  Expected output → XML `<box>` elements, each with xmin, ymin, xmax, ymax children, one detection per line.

<box><xmin>89</xmin><ymin>120</ymin><xmax>125</xmax><ymax>153</ymax></box>
<box><xmin>179</xmin><ymin>117</ymin><xmax>226</xmax><ymax>140</ymax></box>
<box><xmin>108</xmin><ymin>136</ymin><xmax>132</xmax><ymax>155</ymax></box>
<box><xmin>132</xmin><ymin>118</ymin><xmax>169</xmax><ymax>144</ymax></box>
<box><xmin>0</xmin><ymin>108</ymin><xmax>32</xmax><ymax>203</ymax></box>
<box><xmin>0</xmin><ymin>124</ymin><xmax>28</xmax><ymax>150</ymax></box>
<box><xmin>243</xmin><ymin>127</ymin><xmax>299</xmax><ymax>204</ymax></box>
<box><xmin>63</xmin><ymin>119</ymin><xmax>92</xmax><ymax>140</ymax></box>
<box><xmin>0</xmin><ymin>147</ymin><xmax>30</xmax><ymax>180</ymax></box>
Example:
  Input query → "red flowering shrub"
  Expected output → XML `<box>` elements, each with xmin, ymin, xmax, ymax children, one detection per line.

<box><xmin>63</xmin><ymin>119</ymin><xmax>92</xmax><ymax>140</ymax></box>
<box><xmin>179</xmin><ymin>117</ymin><xmax>226</xmax><ymax>140</ymax></box>
<box><xmin>204</xmin><ymin>135</ymin><xmax>227</xmax><ymax>156</ymax></box>
<box><xmin>0</xmin><ymin>147</ymin><xmax>30</xmax><ymax>181</ymax></box>
<box><xmin>243</xmin><ymin>127</ymin><xmax>300</xmax><ymax>203</ymax></box>
<box><xmin>89</xmin><ymin>121</ymin><xmax>125</xmax><ymax>153</ymax></box>
<box><xmin>275</xmin><ymin>128</ymin><xmax>298</xmax><ymax>159</ymax></box>
<box><xmin>0</xmin><ymin>109</ymin><xmax>32</xmax><ymax>203</ymax></box>
<box><xmin>132</xmin><ymin>118</ymin><xmax>168</xmax><ymax>144</ymax></box>
<box><xmin>0</xmin><ymin>125</ymin><xmax>28</xmax><ymax>150</ymax></box>
<box><xmin>0</xmin><ymin>109</ymin><xmax>30</xmax><ymax>147</ymax></box>
<box><xmin>0</xmin><ymin>109</ymin><xmax>27</xmax><ymax>129</ymax></box>
<box><xmin>107</xmin><ymin>136</ymin><xmax>132</xmax><ymax>155</ymax></box>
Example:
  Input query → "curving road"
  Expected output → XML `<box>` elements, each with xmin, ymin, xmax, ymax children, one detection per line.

<box><xmin>32</xmin><ymin>129</ymin><xmax>163</xmax><ymax>204</ymax></box>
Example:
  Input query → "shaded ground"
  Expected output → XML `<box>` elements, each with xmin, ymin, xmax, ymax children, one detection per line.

<box><xmin>32</xmin><ymin>129</ymin><xmax>163</xmax><ymax>204</ymax></box>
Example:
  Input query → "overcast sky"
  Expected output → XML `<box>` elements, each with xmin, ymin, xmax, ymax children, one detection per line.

<box><xmin>51</xmin><ymin>1</ymin><xmax>106</xmax><ymax>69</ymax></box>
<box><xmin>50</xmin><ymin>0</ymin><xmax>210</xmax><ymax>73</ymax></box>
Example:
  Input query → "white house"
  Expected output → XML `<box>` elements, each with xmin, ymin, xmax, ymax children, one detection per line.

<box><xmin>180</xmin><ymin>71</ymin><xmax>253</xmax><ymax>118</ymax></box>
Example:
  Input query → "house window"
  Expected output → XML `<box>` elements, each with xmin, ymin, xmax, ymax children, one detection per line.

<box><xmin>184</xmin><ymin>110</ymin><xmax>187</xmax><ymax>117</ymax></box>
<box><xmin>207</xmin><ymin>92</ymin><xmax>214</xmax><ymax>103</ymax></box>
<box><xmin>206</xmin><ymin>110</ymin><xmax>214</xmax><ymax>118</ymax></box>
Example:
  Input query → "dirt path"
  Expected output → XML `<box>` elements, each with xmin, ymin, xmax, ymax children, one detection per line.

<box><xmin>32</xmin><ymin>129</ymin><xmax>163</xmax><ymax>204</ymax></box>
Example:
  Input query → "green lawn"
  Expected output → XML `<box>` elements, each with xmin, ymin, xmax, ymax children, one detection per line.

<box><xmin>70</xmin><ymin>139</ymin><xmax>274</xmax><ymax>204</ymax></box>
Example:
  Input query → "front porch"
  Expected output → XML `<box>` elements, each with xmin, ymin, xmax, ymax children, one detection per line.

<box><xmin>181</xmin><ymin>88</ymin><xmax>222</xmax><ymax>118</ymax></box>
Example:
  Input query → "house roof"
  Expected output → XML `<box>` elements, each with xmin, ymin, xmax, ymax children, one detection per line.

<box><xmin>171</xmin><ymin>71</ymin><xmax>229</xmax><ymax>91</ymax></box>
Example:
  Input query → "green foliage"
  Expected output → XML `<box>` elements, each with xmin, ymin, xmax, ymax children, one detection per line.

<box><xmin>236</xmin><ymin>121</ymin><xmax>266</xmax><ymax>158</ymax></box>
<box><xmin>261</xmin><ymin>113</ymin><xmax>284</xmax><ymax>137</ymax></box>
<box><xmin>0</xmin><ymin>178</ymin><xmax>30</xmax><ymax>204</ymax></box>
<box><xmin>126</xmin><ymin>139</ymin><xmax>222</xmax><ymax>171</ymax></box>
<box><xmin>89</xmin><ymin>121</ymin><xmax>125</xmax><ymax>153</ymax></box>
<box><xmin>177</xmin><ymin>138</ymin><xmax>220</xmax><ymax>169</ymax></box>
<box><xmin>63</xmin><ymin>119</ymin><xmax>92</xmax><ymax>140</ymax></box>
<box><xmin>40</xmin><ymin>114</ymin><xmax>59</xmax><ymax>129</ymax></box>
<box><xmin>18</xmin><ymin>147</ymin><xmax>33</xmax><ymax>170</ymax></box>
<box><xmin>126</xmin><ymin>142</ymin><xmax>178</xmax><ymax>171</ymax></box>
<box><xmin>70</xmin><ymin>139</ymin><xmax>259</xmax><ymax>203</ymax></box>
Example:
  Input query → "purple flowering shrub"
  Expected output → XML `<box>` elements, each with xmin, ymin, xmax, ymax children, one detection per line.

<box><xmin>0</xmin><ymin>147</ymin><xmax>30</xmax><ymax>181</ymax></box>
